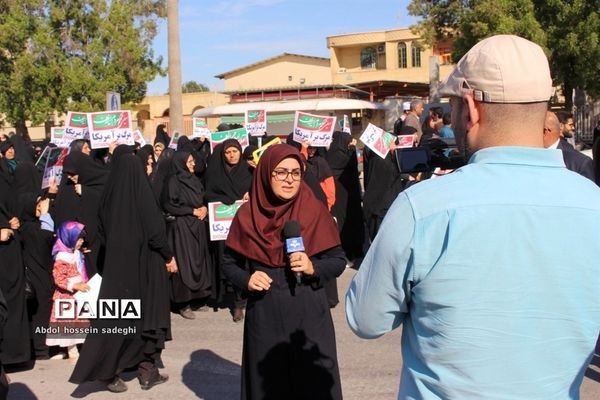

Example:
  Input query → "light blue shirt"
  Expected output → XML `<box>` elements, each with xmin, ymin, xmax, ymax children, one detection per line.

<box><xmin>346</xmin><ymin>146</ymin><xmax>600</xmax><ymax>399</ymax></box>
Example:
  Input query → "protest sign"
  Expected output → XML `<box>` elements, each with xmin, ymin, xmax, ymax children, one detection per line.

<box><xmin>251</xmin><ymin>137</ymin><xmax>281</xmax><ymax>164</ymax></box>
<box><xmin>359</xmin><ymin>123</ymin><xmax>396</xmax><ymax>159</ymax></box>
<box><xmin>245</xmin><ymin>110</ymin><xmax>267</xmax><ymax>137</ymax></box>
<box><xmin>50</xmin><ymin>127</ymin><xmax>70</xmax><ymax>147</ymax></box>
<box><xmin>88</xmin><ymin>111</ymin><xmax>134</xmax><ymax>149</ymax></box>
<box><xmin>132</xmin><ymin>130</ymin><xmax>146</xmax><ymax>146</ymax></box>
<box><xmin>41</xmin><ymin>147</ymin><xmax>69</xmax><ymax>189</ymax></box>
<box><xmin>169</xmin><ymin>131</ymin><xmax>183</xmax><ymax>150</ymax></box>
<box><xmin>396</xmin><ymin>134</ymin><xmax>416</xmax><ymax>148</ymax></box>
<box><xmin>340</xmin><ymin>114</ymin><xmax>351</xmax><ymax>134</ymax></box>
<box><xmin>210</xmin><ymin>127</ymin><xmax>249</xmax><ymax>152</ymax></box>
<box><xmin>208</xmin><ymin>201</ymin><xmax>245</xmax><ymax>241</ymax></box>
<box><xmin>65</xmin><ymin>112</ymin><xmax>90</xmax><ymax>141</ymax></box>
<box><xmin>292</xmin><ymin>111</ymin><xmax>336</xmax><ymax>147</ymax></box>
<box><xmin>192</xmin><ymin>118</ymin><xmax>211</xmax><ymax>139</ymax></box>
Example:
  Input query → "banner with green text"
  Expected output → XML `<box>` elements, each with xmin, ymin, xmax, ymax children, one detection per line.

<box><xmin>88</xmin><ymin>111</ymin><xmax>134</xmax><ymax>149</ymax></box>
<box><xmin>292</xmin><ymin>111</ymin><xmax>336</xmax><ymax>147</ymax></box>
<box><xmin>208</xmin><ymin>201</ymin><xmax>245</xmax><ymax>241</ymax></box>
<box><xmin>209</xmin><ymin>127</ymin><xmax>249</xmax><ymax>153</ymax></box>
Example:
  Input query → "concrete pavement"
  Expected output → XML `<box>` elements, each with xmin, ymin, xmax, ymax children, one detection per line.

<box><xmin>6</xmin><ymin>268</ymin><xmax>600</xmax><ymax>399</ymax></box>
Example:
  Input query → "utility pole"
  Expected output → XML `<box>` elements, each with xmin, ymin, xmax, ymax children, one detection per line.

<box><xmin>167</xmin><ymin>0</ymin><xmax>183</xmax><ymax>134</ymax></box>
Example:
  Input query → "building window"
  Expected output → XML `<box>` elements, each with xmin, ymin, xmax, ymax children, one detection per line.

<box><xmin>398</xmin><ymin>42</ymin><xmax>407</xmax><ymax>68</ymax></box>
<box><xmin>412</xmin><ymin>43</ymin><xmax>422</xmax><ymax>67</ymax></box>
<box><xmin>360</xmin><ymin>47</ymin><xmax>377</xmax><ymax>69</ymax></box>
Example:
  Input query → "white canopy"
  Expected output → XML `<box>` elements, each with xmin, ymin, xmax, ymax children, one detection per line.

<box><xmin>192</xmin><ymin>98</ymin><xmax>388</xmax><ymax>117</ymax></box>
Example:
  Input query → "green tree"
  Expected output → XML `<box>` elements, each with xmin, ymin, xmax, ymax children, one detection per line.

<box><xmin>181</xmin><ymin>80</ymin><xmax>210</xmax><ymax>93</ymax></box>
<box><xmin>0</xmin><ymin>0</ymin><xmax>66</xmax><ymax>136</ymax></box>
<box><xmin>0</xmin><ymin>0</ymin><xmax>166</xmax><ymax>135</ymax></box>
<box><xmin>408</xmin><ymin>0</ymin><xmax>600</xmax><ymax>109</ymax></box>
<box><xmin>532</xmin><ymin>0</ymin><xmax>600</xmax><ymax>109</ymax></box>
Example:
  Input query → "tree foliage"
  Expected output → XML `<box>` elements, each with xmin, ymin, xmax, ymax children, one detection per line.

<box><xmin>0</xmin><ymin>0</ymin><xmax>166</xmax><ymax>133</ymax></box>
<box><xmin>182</xmin><ymin>80</ymin><xmax>210</xmax><ymax>93</ymax></box>
<box><xmin>408</xmin><ymin>0</ymin><xmax>600</xmax><ymax>108</ymax></box>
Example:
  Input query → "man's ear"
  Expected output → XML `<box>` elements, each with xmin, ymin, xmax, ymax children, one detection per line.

<box><xmin>463</xmin><ymin>93</ymin><xmax>480</xmax><ymax>131</ymax></box>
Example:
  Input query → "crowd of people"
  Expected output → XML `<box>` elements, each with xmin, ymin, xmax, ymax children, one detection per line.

<box><xmin>0</xmin><ymin>120</ymin><xmax>368</xmax><ymax>397</ymax></box>
<box><xmin>1</xmin><ymin>34</ymin><xmax>599</xmax><ymax>399</ymax></box>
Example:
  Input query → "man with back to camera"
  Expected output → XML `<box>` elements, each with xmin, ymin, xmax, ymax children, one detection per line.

<box><xmin>346</xmin><ymin>35</ymin><xmax>600</xmax><ymax>399</ymax></box>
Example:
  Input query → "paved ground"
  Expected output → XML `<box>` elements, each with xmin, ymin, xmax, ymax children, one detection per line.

<box><xmin>6</xmin><ymin>268</ymin><xmax>600</xmax><ymax>399</ymax></box>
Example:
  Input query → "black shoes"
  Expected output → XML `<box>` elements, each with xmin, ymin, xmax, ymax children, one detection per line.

<box><xmin>139</xmin><ymin>373</ymin><xmax>169</xmax><ymax>390</ymax></box>
<box><xmin>231</xmin><ymin>307</ymin><xmax>244</xmax><ymax>323</ymax></box>
<box><xmin>105</xmin><ymin>376</ymin><xmax>128</xmax><ymax>393</ymax></box>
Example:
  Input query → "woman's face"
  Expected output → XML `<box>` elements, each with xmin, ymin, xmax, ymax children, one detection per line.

<box><xmin>81</xmin><ymin>142</ymin><xmax>91</xmax><ymax>155</ymax></box>
<box><xmin>154</xmin><ymin>145</ymin><xmax>163</xmax><ymax>158</ymax></box>
<box><xmin>224</xmin><ymin>146</ymin><xmax>241</xmax><ymax>166</ymax></box>
<box><xmin>186</xmin><ymin>154</ymin><xmax>195</xmax><ymax>173</ymax></box>
<box><xmin>4</xmin><ymin>146</ymin><xmax>15</xmax><ymax>160</ymax></box>
<box><xmin>270</xmin><ymin>157</ymin><xmax>301</xmax><ymax>201</ymax></box>
<box><xmin>75</xmin><ymin>237</ymin><xmax>84</xmax><ymax>250</ymax></box>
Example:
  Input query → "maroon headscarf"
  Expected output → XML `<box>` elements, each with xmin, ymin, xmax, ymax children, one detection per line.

<box><xmin>226</xmin><ymin>144</ymin><xmax>340</xmax><ymax>267</ymax></box>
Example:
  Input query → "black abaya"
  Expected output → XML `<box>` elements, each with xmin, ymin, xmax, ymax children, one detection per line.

<box><xmin>56</xmin><ymin>152</ymin><xmax>108</xmax><ymax>276</ymax></box>
<box><xmin>362</xmin><ymin>146</ymin><xmax>405</xmax><ymax>240</ymax></box>
<box><xmin>70</xmin><ymin>154</ymin><xmax>173</xmax><ymax>384</ymax></box>
<box><xmin>163</xmin><ymin>152</ymin><xmax>212</xmax><ymax>304</ymax></box>
<box><xmin>326</xmin><ymin>131</ymin><xmax>365</xmax><ymax>260</ymax></box>
<box><xmin>204</xmin><ymin>140</ymin><xmax>252</xmax><ymax>306</ymax></box>
<box><xmin>17</xmin><ymin>194</ymin><xmax>54</xmax><ymax>359</ymax></box>
<box><xmin>222</xmin><ymin>246</ymin><xmax>345</xmax><ymax>400</ymax></box>
<box><xmin>0</xmin><ymin>208</ymin><xmax>30</xmax><ymax>365</ymax></box>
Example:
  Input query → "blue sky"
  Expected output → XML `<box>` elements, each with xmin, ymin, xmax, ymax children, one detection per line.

<box><xmin>147</xmin><ymin>0</ymin><xmax>418</xmax><ymax>95</ymax></box>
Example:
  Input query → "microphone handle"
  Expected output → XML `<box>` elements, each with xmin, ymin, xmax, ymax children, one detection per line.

<box><xmin>294</xmin><ymin>271</ymin><xmax>302</xmax><ymax>284</ymax></box>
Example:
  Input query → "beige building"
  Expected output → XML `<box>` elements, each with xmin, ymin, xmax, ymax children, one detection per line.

<box><xmin>133</xmin><ymin>91</ymin><xmax>229</xmax><ymax>141</ymax></box>
<box><xmin>327</xmin><ymin>28</ymin><xmax>454</xmax><ymax>98</ymax></box>
<box><xmin>196</xmin><ymin>28</ymin><xmax>455</xmax><ymax>133</ymax></box>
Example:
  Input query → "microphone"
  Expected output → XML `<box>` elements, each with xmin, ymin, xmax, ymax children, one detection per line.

<box><xmin>283</xmin><ymin>220</ymin><xmax>305</xmax><ymax>284</ymax></box>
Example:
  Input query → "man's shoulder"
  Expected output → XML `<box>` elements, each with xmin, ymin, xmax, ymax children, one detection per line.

<box><xmin>402</xmin><ymin>160</ymin><xmax>600</xmax><ymax>219</ymax></box>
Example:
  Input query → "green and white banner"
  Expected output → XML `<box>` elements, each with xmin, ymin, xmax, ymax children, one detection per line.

<box><xmin>292</xmin><ymin>111</ymin><xmax>336</xmax><ymax>147</ymax></box>
<box><xmin>210</xmin><ymin>127</ymin><xmax>249</xmax><ymax>152</ymax></box>
<box><xmin>192</xmin><ymin>118</ymin><xmax>211</xmax><ymax>138</ymax></box>
<box><xmin>88</xmin><ymin>110</ymin><xmax>134</xmax><ymax>149</ymax></box>
<box><xmin>245</xmin><ymin>110</ymin><xmax>267</xmax><ymax>137</ymax></box>
<box><xmin>208</xmin><ymin>201</ymin><xmax>245</xmax><ymax>241</ymax></box>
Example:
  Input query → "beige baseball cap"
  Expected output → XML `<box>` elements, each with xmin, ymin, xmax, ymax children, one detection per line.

<box><xmin>439</xmin><ymin>35</ymin><xmax>553</xmax><ymax>103</ymax></box>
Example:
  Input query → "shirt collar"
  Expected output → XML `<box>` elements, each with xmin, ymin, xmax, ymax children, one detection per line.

<box><xmin>547</xmin><ymin>139</ymin><xmax>560</xmax><ymax>149</ymax></box>
<box><xmin>469</xmin><ymin>146</ymin><xmax>565</xmax><ymax>168</ymax></box>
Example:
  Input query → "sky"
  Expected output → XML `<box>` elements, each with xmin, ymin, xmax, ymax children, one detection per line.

<box><xmin>146</xmin><ymin>0</ymin><xmax>418</xmax><ymax>95</ymax></box>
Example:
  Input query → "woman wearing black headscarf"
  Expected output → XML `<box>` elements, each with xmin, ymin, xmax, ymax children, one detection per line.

<box><xmin>164</xmin><ymin>152</ymin><xmax>212</xmax><ymax>319</ymax></box>
<box><xmin>0</xmin><ymin>141</ymin><xmax>17</xmax><ymax>206</ymax></box>
<box><xmin>205</xmin><ymin>139</ymin><xmax>252</xmax><ymax>321</ymax></box>
<box><xmin>154</xmin><ymin>124</ymin><xmax>170</xmax><ymax>147</ymax></box>
<box><xmin>223</xmin><ymin>144</ymin><xmax>345</xmax><ymax>400</ymax></box>
<box><xmin>326</xmin><ymin>131</ymin><xmax>365</xmax><ymax>261</ymax></box>
<box><xmin>70</xmin><ymin>153</ymin><xmax>176</xmax><ymax>392</ymax></box>
<box><xmin>0</xmin><ymin>205</ymin><xmax>30</xmax><ymax>366</ymax></box>
<box><xmin>362</xmin><ymin>126</ymin><xmax>413</xmax><ymax>241</ymax></box>
<box><xmin>53</xmin><ymin>151</ymin><xmax>108</xmax><ymax>276</ymax></box>
<box><xmin>17</xmin><ymin>193</ymin><xmax>55</xmax><ymax>359</ymax></box>
<box><xmin>136</xmin><ymin>144</ymin><xmax>155</xmax><ymax>177</ymax></box>
<box><xmin>177</xmin><ymin>136</ymin><xmax>208</xmax><ymax>179</ymax></box>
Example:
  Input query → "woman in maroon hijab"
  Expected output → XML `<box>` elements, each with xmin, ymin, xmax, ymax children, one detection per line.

<box><xmin>223</xmin><ymin>144</ymin><xmax>345</xmax><ymax>400</ymax></box>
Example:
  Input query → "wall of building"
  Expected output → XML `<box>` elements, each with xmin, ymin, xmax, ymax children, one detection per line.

<box><xmin>223</xmin><ymin>56</ymin><xmax>331</xmax><ymax>92</ymax></box>
<box><xmin>328</xmin><ymin>28</ymin><xmax>453</xmax><ymax>86</ymax></box>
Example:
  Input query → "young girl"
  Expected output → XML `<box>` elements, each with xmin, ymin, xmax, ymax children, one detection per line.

<box><xmin>46</xmin><ymin>221</ymin><xmax>89</xmax><ymax>362</ymax></box>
